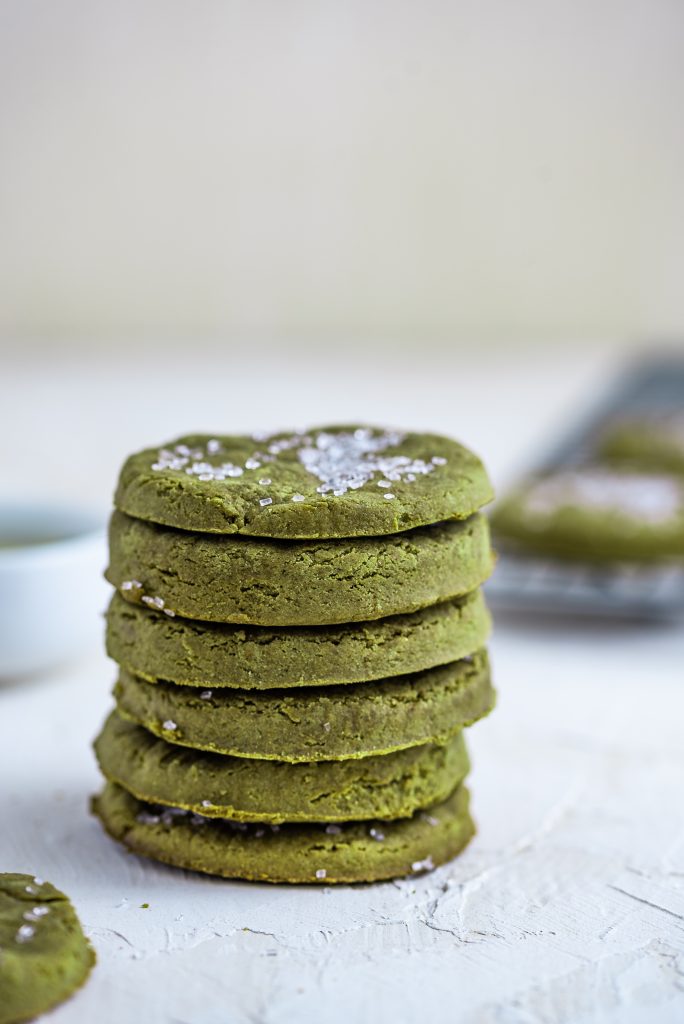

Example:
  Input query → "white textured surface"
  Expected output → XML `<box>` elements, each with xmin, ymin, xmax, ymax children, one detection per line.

<box><xmin>2</xmin><ymin>344</ymin><xmax>684</xmax><ymax>1023</ymax></box>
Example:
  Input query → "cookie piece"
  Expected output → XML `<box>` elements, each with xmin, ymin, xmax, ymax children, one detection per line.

<box><xmin>0</xmin><ymin>874</ymin><xmax>95</xmax><ymax>1024</ymax></box>
<box><xmin>94</xmin><ymin>711</ymin><xmax>469</xmax><ymax>823</ymax></box>
<box><xmin>599</xmin><ymin>413</ymin><xmax>684</xmax><ymax>475</ymax></box>
<box><xmin>491</xmin><ymin>466</ymin><xmax>684</xmax><ymax>562</ymax></box>
<box><xmin>92</xmin><ymin>781</ymin><xmax>474</xmax><ymax>883</ymax></box>
<box><xmin>114</xmin><ymin>650</ymin><xmax>494</xmax><ymax>762</ymax></box>
<box><xmin>107</xmin><ymin>511</ymin><xmax>493</xmax><ymax>626</ymax></box>
<box><xmin>105</xmin><ymin>590</ymin><xmax>491</xmax><ymax>689</ymax></box>
<box><xmin>115</xmin><ymin>426</ymin><xmax>494</xmax><ymax>538</ymax></box>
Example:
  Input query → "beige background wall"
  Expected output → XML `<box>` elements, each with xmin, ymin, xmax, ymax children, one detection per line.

<box><xmin>1</xmin><ymin>0</ymin><xmax>683</xmax><ymax>347</ymax></box>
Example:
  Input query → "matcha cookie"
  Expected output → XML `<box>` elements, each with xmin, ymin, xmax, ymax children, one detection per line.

<box><xmin>114</xmin><ymin>650</ymin><xmax>494</xmax><ymax>762</ymax></box>
<box><xmin>491</xmin><ymin>466</ymin><xmax>684</xmax><ymax>562</ymax></box>
<box><xmin>94</xmin><ymin>711</ymin><xmax>469</xmax><ymax>823</ymax></box>
<box><xmin>115</xmin><ymin>426</ymin><xmax>494</xmax><ymax>539</ymax></box>
<box><xmin>0</xmin><ymin>874</ymin><xmax>95</xmax><ymax>1024</ymax></box>
<box><xmin>92</xmin><ymin>781</ymin><xmax>474</xmax><ymax>884</ymax></box>
<box><xmin>106</xmin><ymin>590</ymin><xmax>491</xmax><ymax>688</ymax></box>
<box><xmin>599</xmin><ymin>413</ymin><xmax>684</xmax><ymax>475</ymax></box>
<box><xmin>107</xmin><ymin>510</ymin><xmax>493</xmax><ymax>626</ymax></box>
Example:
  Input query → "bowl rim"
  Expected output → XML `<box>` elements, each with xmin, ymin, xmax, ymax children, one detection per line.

<box><xmin>0</xmin><ymin>500</ymin><xmax>106</xmax><ymax>567</ymax></box>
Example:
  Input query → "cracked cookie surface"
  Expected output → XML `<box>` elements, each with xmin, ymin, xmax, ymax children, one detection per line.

<box><xmin>107</xmin><ymin>511</ymin><xmax>493</xmax><ymax>626</ymax></box>
<box><xmin>115</xmin><ymin>425</ymin><xmax>493</xmax><ymax>538</ymax></box>
<box><xmin>92</xmin><ymin>781</ymin><xmax>475</xmax><ymax>883</ymax></box>
<box><xmin>114</xmin><ymin>649</ymin><xmax>494</xmax><ymax>761</ymax></box>
<box><xmin>94</xmin><ymin>711</ymin><xmax>469</xmax><ymax>823</ymax></box>
<box><xmin>105</xmin><ymin>590</ymin><xmax>491</xmax><ymax>688</ymax></box>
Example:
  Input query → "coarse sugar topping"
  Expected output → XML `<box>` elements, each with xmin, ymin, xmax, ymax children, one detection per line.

<box><xmin>523</xmin><ymin>468</ymin><xmax>683</xmax><ymax>524</ymax></box>
<box><xmin>149</xmin><ymin>427</ymin><xmax>445</xmax><ymax>502</ymax></box>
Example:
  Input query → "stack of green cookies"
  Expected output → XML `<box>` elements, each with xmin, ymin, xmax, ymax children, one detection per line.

<box><xmin>92</xmin><ymin>426</ymin><xmax>495</xmax><ymax>884</ymax></box>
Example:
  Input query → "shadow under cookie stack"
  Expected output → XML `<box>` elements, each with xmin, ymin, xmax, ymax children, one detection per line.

<box><xmin>92</xmin><ymin>426</ymin><xmax>495</xmax><ymax>884</ymax></box>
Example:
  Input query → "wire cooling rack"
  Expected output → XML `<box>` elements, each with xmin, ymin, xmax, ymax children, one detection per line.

<box><xmin>485</xmin><ymin>356</ymin><xmax>684</xmax><ymax>620</ymax></box>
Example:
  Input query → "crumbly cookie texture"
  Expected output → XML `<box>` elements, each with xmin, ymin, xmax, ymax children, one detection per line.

<box><xmin>114</xmin><ymin>426</ymin><xmax>494</xmax><ymax>538</ymax></box>
<box><xmin>94</xmin><ymin>711</ymin><xmax>470</xmax><ymax>824</ymax></box>
<box><xmin>105</xmin><ymin>590</ymin><xmax>491</xmax><ymax>689</ymax></box>
<box><xmin>114</xmin><ymin>650</ymin><xmax>494</xmax><ymax>762</ymax></box>
<box><xmin>0</xmin><ymin>873</ymin><xmax>95</xmax><ymax>1024</ymax></box>
<box><xmin>92</xmin><ymin>781</ymin><xmax>475</xmax><ymax>884</ymax></box>
<box><xmin>106</xmin><ymin>510</ymin><xmax>493</xmax><ymax>626</ymax></box>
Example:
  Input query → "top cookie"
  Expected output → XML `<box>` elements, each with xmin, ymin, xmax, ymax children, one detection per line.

<box><xmin>114</xmin><ymin>425</ymin><xmax>493</xmax><ymax>538</ymax></box>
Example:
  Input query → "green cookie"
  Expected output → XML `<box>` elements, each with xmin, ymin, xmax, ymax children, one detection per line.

<box><xmin>107</xmin><ymin>511</ymin><xmax>493</xmax><ymax>626</ymax></box>
<box><xmin>0</xmin><ymin>874</ymin><xmax>95</xmax><ymax>1024</ymax></box>
<box><xmin>105</xmin><ymin>590</ymin><xmax>491</xmax><ymax>689</ymax></box>
<box><xmin>491</xmin><ymin>466</ymin><xmax>684</xmax><ymax>562</ymax></box>
<box><xmin>94</xmin><ymin>711</ymin><xmax>469</xmax><ymax>823</ymax></box>
<box><xmin>599</xmin><ymin>414</ymin><xmax>684</xmax><ymax>476</ymax></box>
<box><xmin>115</xmin><ymin>425</ymin><xmax>494</xmax><ymax>539</ymax></box>
<box><xmin>92</xmin><ymin>781</ymin><xmax>475</xmax><ymax>884</ymax></box>
<box><xmin>113</xmin><ymin>650</ymin><xmax>494</xmax><ymax>762</ymax></box>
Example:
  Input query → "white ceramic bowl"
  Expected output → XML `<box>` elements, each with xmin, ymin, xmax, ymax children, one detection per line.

<box><xmin>0</xmin><ymin>502</ymin><xmax>108</xmax><ymax>678</ymax></box>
